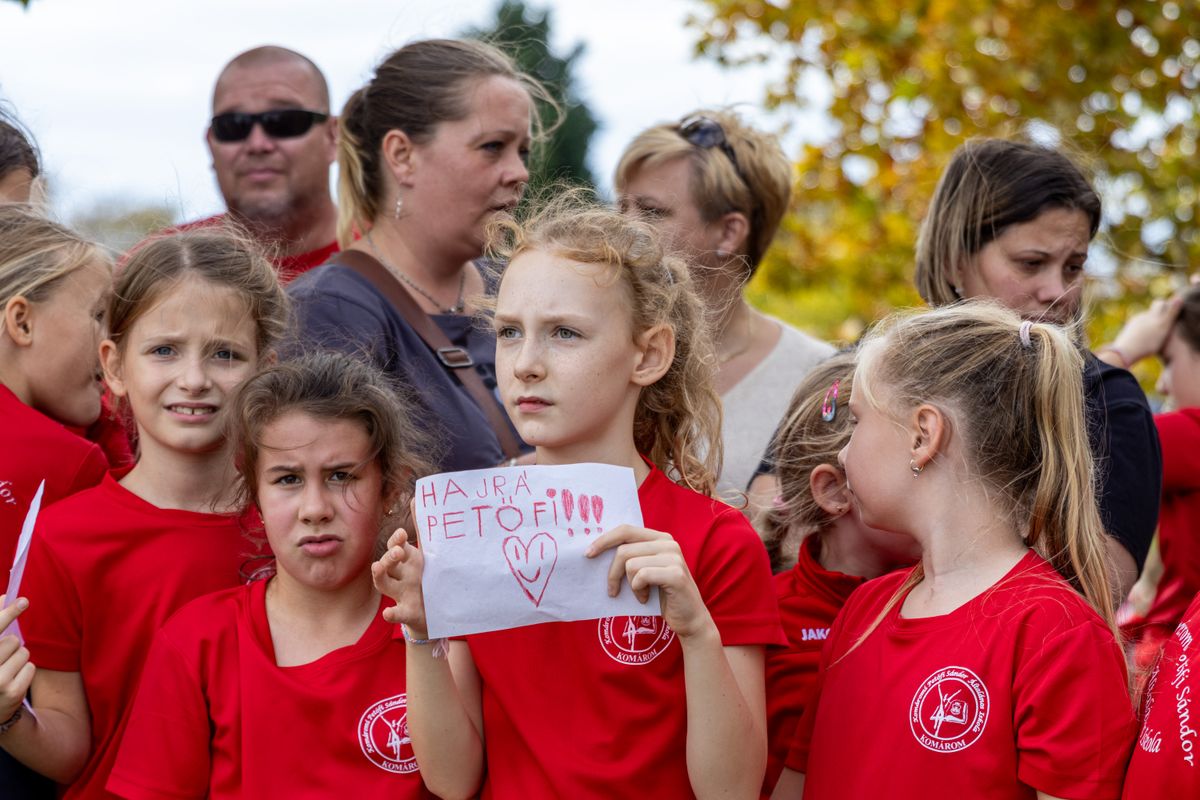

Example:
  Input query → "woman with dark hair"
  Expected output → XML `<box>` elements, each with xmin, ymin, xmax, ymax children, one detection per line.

<box><xmin>913</xmin><ymin>137</ymin><xmax>1161</xmax><ymax>597</ymax></box>
<box><xmin>0</xmin><ymin>109</ymin><xmax>40</xmax><ymax>203</ymax></box>
<box><xmin>288</xmin><ymin>39</ymin><xmax>555</xmax><ymax>472</ymax></box>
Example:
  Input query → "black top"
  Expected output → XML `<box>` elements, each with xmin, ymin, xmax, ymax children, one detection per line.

<box><xmin>286</xmin><ymin>262</ymin><xmax>522</xmax><ymax>473</ymax></box>
<box><xmin>1084</xmin><ymin>353</ymin><xmax>1161</xmax><ymax>571</ymax></box>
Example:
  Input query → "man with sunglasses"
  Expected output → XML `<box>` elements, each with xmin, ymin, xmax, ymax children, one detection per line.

<box><xmin>182</xmin><ymin>46</ymin><xmax>338</xmax><ymax>282</ymax></box>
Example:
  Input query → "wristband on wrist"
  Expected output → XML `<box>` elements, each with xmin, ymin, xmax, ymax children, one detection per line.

<box><xmin>0</xmin><ymin>704</ymin><xmax>23</xmax><ymax>735</ymax></box>
<box><xmin>1096</xmin><ymin>345</ymin><xmax>1131</xmax><ymax>369</ymax></box>
<box><xmin>402</xmin><ymin>625</ymin><xmax>449</xmax><ymax>659</ymax></box>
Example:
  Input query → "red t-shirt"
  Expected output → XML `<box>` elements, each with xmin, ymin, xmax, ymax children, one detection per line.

<box><xmin>787</xmin><ymin>551</ymin><xmax>1135</xmax><ymax>800</ymax></box>
<box><xmin>763</xmin><ymin>536</ymin><xmax>865</xmax><ymax>796</ymax></box>
<box><xmin>462</xmin><ymin>464</ymin><xmax>785</xmax><ymax>799</ymax></box>
<box><xmin>81</xmin><ymin>393</ymin><xmax>135</xmax><ymax>471</ymax></box>
<box><xmin>171</xmin><ymin>215</ymin><xmax>338</xmax><ymax>283</ymax></box>
<box><xmin>108</xmin><ymin>580</ymin><xmax>432</xmax><ymax>799</ymax></box>
<box><xmin>1142</xmin><ymin>410</ymin><xmax>1200</xmax><ymax>633</ymax></box>
<box><xmin>22</xmin><ymin>474</ymin><xmax>264</xmax><ymax>800</ymax></box>
<box><xmin>1124</xmin><ymin>592</ymin><xmax>1200</xmax><ymax>796</ymax></box>
<box><xmin>0</xmin><ymin>384</ymin><xmax>106</xmax><ymax>568</ymax></box>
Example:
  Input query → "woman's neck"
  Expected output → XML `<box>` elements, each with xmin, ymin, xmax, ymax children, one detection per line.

<box><xmin>119</xmin><ymin>438</ymin><xmax>241</xmax><ymax>513</ymax></box>
<box><xmin>359</xmin><ymin>219</ymin><xmax>474</xmax><ymax>292</ymax></box>
<box><xmin>707</xmin><ymin>287</ymin><xmax>782</xmax><ymax>394</ymax></box>
<box><xmin>265</xmin><ymin>571</ymin><xmax>380</xmax><ymax>667</ymax></box>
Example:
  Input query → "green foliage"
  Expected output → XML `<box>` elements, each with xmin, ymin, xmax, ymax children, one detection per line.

<box><xmin>464</xmin><ymin>0</ymin><xmax>599</xmax><ymax>192</ymax></box>
<box><xmin>690</xmin><ymin>0</ymin><xmax>1200</xmax><ymax>358</ymax></box>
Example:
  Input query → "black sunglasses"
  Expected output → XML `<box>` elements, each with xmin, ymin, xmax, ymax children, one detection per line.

<box><xmin>677</xmin><ymin>115</ymin><xmax>763</xmax><ymax>240</ymax></box>
<box><xmin>210</xmin><ymin>109</ymin><xmax>329</xmax><ymax>143</ymax></box>
<box><xmin>678</xmin><ymin>116</ymin><xmax>746</xmax><ymax>180</ymax></box>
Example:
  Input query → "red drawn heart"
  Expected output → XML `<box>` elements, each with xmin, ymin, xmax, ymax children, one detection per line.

<box><xmin>502</xmin><ymin>533</ymin><xmax>559</xmax><ymax>607</ymax></box>
<box><xmin>591</xmin><ymin>496</ymin><xmax>604</xmax><ymax>525</ymax></box>
<box><xmin>562</xmin><ymin>489</ymin><xmax>574</xmax><ymax>521</ymax></box>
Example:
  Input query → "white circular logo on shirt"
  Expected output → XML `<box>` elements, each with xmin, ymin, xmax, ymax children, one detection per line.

<box><xmin>359</xmin><ymin>693</ymin><xmax>419</xmax><ymax>774</ymax></box>
<box><xmin>909</xmin><ymin>666</ymin><xmax>990</xmax><ymax>753</ymax></box>
<box><xmin>597</xmin><ymin>616</ymin><xmax>675</xmax><ymax>665</ymax></box>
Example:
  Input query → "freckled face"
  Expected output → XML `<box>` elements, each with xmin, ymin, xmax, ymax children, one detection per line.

<box><xmin>493</xmin><ymin>249</ymin><xmax>646</xmax><ymax>463</ymax></box>
<box><xmin>956</xmin><ymin>207</ymin><xmax>1092</xmax><ymax>325</ymax></box>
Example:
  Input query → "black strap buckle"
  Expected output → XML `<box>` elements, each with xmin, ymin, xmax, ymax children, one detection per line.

<box><xmin>437</xmin><ymin>347</ymin><xmax>474</xmax><ymax>368</ymax></box>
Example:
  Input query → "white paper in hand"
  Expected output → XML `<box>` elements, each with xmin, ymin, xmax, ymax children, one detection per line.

<box><xmin>2</xmin><ymin>479</ymin><xmax>44</xmax><ymax>642</ymax></box>
<box><xmin>416</xmin><ymin>464</ymin><xmax>661</xmax><ymax>638</ymax></box>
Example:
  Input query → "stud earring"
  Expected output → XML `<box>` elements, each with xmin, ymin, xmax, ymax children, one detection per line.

<box><xmin>910</xmin><ymin>459</ymin><xmax>923</xmax><ymax>478</ymax></box>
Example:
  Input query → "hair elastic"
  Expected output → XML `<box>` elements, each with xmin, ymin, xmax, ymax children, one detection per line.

<box><xmin>820</xmin><ymin>379</ymin><xmax>840</xmax><ymax>422</ymax></box>
<box><xmin>1019</xmin><ymin>320</ymin><xmax>1033</xmax><ymax>348</ymax></box>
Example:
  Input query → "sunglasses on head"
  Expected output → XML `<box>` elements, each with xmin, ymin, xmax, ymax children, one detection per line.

<box><xmin>677</xmin><ymin>115</ymin><xmax>763</xmax><ymax>242</ymax></box>
<box><xmin>678</xmin><ymin>115</ymin><xmax>745</xmax><ymax>178</ymax></box>
<box><xmin>210</xmin><ymin>109</ymin><xmax>329</xmax><ymax>143</ymax></box>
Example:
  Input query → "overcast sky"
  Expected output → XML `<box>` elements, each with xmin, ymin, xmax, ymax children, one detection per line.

<box><xmin>0</xmin><ymin>0</ymin><xmax>830</xmax><ymax>223</ymax></box>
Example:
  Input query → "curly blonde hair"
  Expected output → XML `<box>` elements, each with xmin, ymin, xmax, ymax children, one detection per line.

<box><xmin>486</xmin><ymin>191</ymin><xmax>722</xmax><ymax>495</ymax></box>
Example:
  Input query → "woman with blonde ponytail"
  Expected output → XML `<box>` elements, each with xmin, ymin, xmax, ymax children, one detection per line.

<box><xmin>288</xmin><ymin>38</ymin><xmax>556</xmax><ymax>471</ymax></box>
<box><xmin>772</xmin><ymin>302</ymin><xmax>1135</xmax><ymax>800</ymax></box>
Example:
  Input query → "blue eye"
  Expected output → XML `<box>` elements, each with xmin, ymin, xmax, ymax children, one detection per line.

<box><xmin>496</xmin><ymin>326</ymin><xmax>521</xmax><ymax>340</ymax></box>
<box><xmin>151</xmin><ymin>345</ymin><xmax>175</xmax><ymax>357</ymax></box>
<box><xmin>553</xmin><ymin>327</ymin><xmax>580</xmax><ymax>340</ymax></box>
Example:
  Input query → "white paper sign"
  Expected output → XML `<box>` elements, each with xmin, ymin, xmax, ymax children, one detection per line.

<box><xmin>417</xmin><ymin>464</ymin><xmax>660</xmax><ymax>637</ymax></box>
<box><xmin>2</xmin><ymin>480</ymin><xmax>44</xmax><ymax>642</ymax></box>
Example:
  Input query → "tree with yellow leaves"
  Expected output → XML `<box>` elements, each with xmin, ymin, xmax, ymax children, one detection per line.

<box><xmin>689</xmin><ymin>0</ymin><xmax>1200</xmax><ymax>358</ymax></box>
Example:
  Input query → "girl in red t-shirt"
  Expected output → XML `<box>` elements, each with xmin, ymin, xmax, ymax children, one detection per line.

<box><xmin>108</xmin><ymin>352</ymin><xmax>434</xmax><ymax>799</ymax></box>
<box><xmin>0</xmin><ymin>228</ymin><xmax>288</xmax><ymax>798</ymax></box>
<box><xmin>758</xmin><ymin>351</ymin><xmax>919</xmax><ymax>796</ymax></box>
<box><xmin>0</xmin><ymin>207</ymin><xmax>111</xmax><ymax>566</ymax></box>
<box><xmin>373</xmin><ymin>197</ymin><xmax>784</xmax><ymax>799</ymax></box>
<box><xmin>773</xmin><ymin>303</ymin><xmax>1135</xmax><ymax>800</ymax></box>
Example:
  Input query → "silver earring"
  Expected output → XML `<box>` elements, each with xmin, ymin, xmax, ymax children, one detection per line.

<box><xmin>952</xmin><ymin>284</ymin><xmax>964</xmax><ymax>299</ymax></box>
<box><xmin>910</xmin><ymin>459</ymin><xmax>923</xmax><ymax>478</ymax></box>
<box><xmin>394</xmin><ymin>196</ymin><xmax>403</xmax><ymax>220</ymax></box>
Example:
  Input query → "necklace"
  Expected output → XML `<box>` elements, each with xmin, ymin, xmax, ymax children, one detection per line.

<box><xmin>718</xmin><ymin>309</ymin><xmax>756</xmax><ymax>365</ymax></box>
<box><xmin>365</xmin><ymin>232</ymin><xmax>466</xmax><ymax>314</ymax></box>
